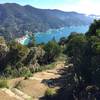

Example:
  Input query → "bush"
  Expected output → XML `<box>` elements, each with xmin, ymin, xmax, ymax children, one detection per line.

<box><xmin>0</xmin><ymin>80</ymin><xmax>8</xmax><ymax>88</ymax></box>
<box><xmin>45</xmin><ymin>88</ymin><xmax>56</xmax><ymax>97</ymax></box>
<box><xmin>19</xmin><ymin>67</ymin><xmax>32</xmax><ymax>79</ymax></box>
<box><xmin>44</xmin><ymin>41</ymin><xmax>61</xmax><ymax>63</ymax></box>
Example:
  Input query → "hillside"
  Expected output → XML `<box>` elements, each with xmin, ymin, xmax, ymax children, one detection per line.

<box><xmin>0</xmin><ymin>3</ymin><xmax>94</xmax><ymax>40</ymax></box>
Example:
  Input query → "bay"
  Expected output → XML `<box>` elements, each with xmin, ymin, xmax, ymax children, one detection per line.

<box><xmin>35</xmin><ymin>25</ymin><xmax>89</xmax><ymax>44</ymax></box>
<box><xmin>19</xmin><ymin>25</ymin><xmax>89</xmax><ymax>45</ymax></box>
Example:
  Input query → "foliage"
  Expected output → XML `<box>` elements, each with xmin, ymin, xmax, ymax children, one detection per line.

<box><xmin>19</xmin><ymin>67</ymin><xmax>32</xmax><ymax>78</ymax></box>
<box><xmin>0</xmin><ymin>80</ymin><xmax>8</xmax><ymax>88</ymax></box>
<box><xmin>7</xmin><ymin>41</ymin><xmax>29</xmax><ymax>67</ymax></box>
<box><xmin>0</xmin><ymin>36</ymin><xmax>9</xmax><ymax>70</ymax></box>
<box><xmin>45</xmin><ymin>88</ymin><xmax>57</xmax><ymax>97</ymax></box>
<box><xmin>58</xmin><ymin>37</ymin><xmax>67</xmax><ymax>45</ymax></box>
<box><xmin>59</xmin><ymin>20</ymin><xmax>100</xmax><ymax>100</ymax></box>
<box><xmin>0</xmin><ymin>36</ymin><xmax>58</xmax><ymax>77</ymax></box>
<box><xmin>86</xmin><ymin>20</ymin><xmax>100</xmax><ymax>36</ymax></box>
<box><xmin>27</xmin><ymin>34</ymin><xmax>36</xmax><ymax>47</ymax></box>
<box><xmin>44</xmin><ymin>40</ymin><xmax>61</xmax><ymax>64</ymax></box>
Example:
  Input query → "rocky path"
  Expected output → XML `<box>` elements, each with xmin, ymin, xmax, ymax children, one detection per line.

<box><xmin>0</xmin><ymin>61</ymin><xmax>66</xmax><ymax>100</ymax></box>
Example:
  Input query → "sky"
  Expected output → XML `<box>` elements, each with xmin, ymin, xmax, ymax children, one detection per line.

<box><xmin>0</xmin><ymin>0</ymin><xmax>100</xmax><ymax>15</ymax></box>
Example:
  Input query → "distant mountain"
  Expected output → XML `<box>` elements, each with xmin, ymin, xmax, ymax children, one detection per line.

<box><xmin>89</xmin><ymin>14</ymin><xmax>100</xmax><ymax>19</ymax></box>
<box><xmin>0</xmin><ymin>3</ymin><xmax>95</xmax><ymax>40</ymax></box>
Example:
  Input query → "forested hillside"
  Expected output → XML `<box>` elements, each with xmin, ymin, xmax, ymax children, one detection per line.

<box><xmin>0</xmin><ymin>3</ymin><xmax>93</xmax><ymax>40</ymax></box>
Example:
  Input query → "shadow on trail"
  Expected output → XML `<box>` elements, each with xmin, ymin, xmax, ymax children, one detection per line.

<box><xmin>40</xmin><ymin>64</ymin><xmax>100</xmax><ymax>100</ymax></box>
<box><xmin>40</xmin><ymin>65</ymin><xmax>75</xmax><ymax>100</ymax></box>
<box><xmin>41</xmin><ymin>66</ymin><xmax>72</xmax><ymax>88</ymax></box>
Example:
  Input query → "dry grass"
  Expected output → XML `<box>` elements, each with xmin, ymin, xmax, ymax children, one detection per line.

<box><xmin>0</xmin><ymin>61</ymin><xmax>65</xmax><ymax>99</ymax></box>
<box><xmin>17</xmin><ymin>79</ymin><xmax>48</xmax><ymax>98</ymax></box>
<box><xmin>0</xmin><ymin>90</ymin><xmax>18</xmax><ymax>100</ymax></box>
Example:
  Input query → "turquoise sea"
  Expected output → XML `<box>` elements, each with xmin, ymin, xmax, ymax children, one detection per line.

<box><xmin>21</xmin><ymin>25</ymin><xmax>89</xmax><ymax>45</ymax></box>
<box><xmin>35</xmin><ymin>25</ymin><xmax>89</xmax><ymax>44</ymax></box>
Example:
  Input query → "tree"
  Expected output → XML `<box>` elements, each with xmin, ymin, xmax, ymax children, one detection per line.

<box><xmin>59</xmin><ymin>37</ymin><xmax>67</xmax><ymax>46</ymax></box>
<box><xmin>23</xmin><ymin>47</ymin><xmax>45</xmax><ymax>66</ymax></box>
<box><xmin>7</xmin><ymin>41</ymin><xmax>29</xmax><ymax>68</ymax></box>
<box><xmin>66</xmin><ymin>34</ymin><xmax>91</xmax><ymax>82</ymax></box>
<box><xmin>0</xmin><ymin>36</ymin><xmax>9</xmax><ymax>70</ymax></box>
<box><xmin>85</xmin><ymin>20</ymin><xmax>100</xmax><ymax>86</ymax></box>
<box><xmin>44</xmin><ymin>41</ymin><xmax>61</xmax><ymax>64</ymax></box>
<box><xmin>27</xmin><ymin>33</ymin><xmax>35</xmax><ymax>47</ymax></box>
<box><xmin>65</xmin><ymin>20</ymin><xmax>100</xmax><ymax>99</ymax></box>
<box><xmin>86</xmin><ymin>20</ymin><xmax>100</xmax><ymax>36</ymax></box>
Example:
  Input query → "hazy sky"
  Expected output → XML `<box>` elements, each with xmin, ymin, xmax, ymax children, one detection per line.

<box><xmin>0</xmin><ymin>0</ymin><xmax>100</xmax><ymax>15</ymax></box>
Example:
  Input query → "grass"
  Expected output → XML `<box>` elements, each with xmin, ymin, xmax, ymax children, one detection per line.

<box><xmin>45</xmin><ymin>88</ymin><xmax>57</xmax><ymax>97</ymax></box>
<box><xmin>30</xmin><ymin>63</ymin><xmax>56</xmax><ymax>74</ymax></box>
<box><xmin>55</xmin><ymin>53</ymin><xmax>67</xmax><ymax>62</ymax></box>
<box><xmin>0</xmin><ymin>80</ymin><xmax>8</xmax><ymax>88</ymax></box>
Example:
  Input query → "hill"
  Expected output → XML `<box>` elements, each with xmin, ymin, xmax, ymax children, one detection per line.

<box><xmin>0</xmin><ymin>3</ymin><xmax>95</xmax><ymax>40</ymax></box>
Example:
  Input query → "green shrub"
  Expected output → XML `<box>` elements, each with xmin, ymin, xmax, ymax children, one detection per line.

<box><xmin>24</xmin><ymin>70</ymin><xmax>32</xmax><ymax>79</ymax></box>
<box><xmin>45</xmin><ymin>88</ymin><xmax>56</xmax><ymax>97</ymax></box>
<box><xmin>19</xmin><ymin>67</ymin><xmax>32</xmax><ymax>79</ymax></box>
<box><xmin>0</xmin><ymin>80</ymin><xmax>8</xmax><ymax>88</ymax></box>
<box><xmin>44</xmin><ymin>41</ymin><xmax>61</xmax><ymax>63</ymax></box>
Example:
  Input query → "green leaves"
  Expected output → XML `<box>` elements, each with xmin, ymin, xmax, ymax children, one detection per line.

<box><xmin>66</xmin><ymin>34</ymin><xmax>87</xmax><ymax>57</ymax></box>
<box><xmin>86</xmin><ymin>20</ymin><xmax>100</xmax><ymax>36</ymax></box>
<box><xmin>65</xmin><ymin>20</ymin><xmax>100</xmax><ymax>85</ymax></box>
<box><xmin>44</xmin><ymin>41</ymin><xmax>61</xmax><ymax>63</ymax></box>
<box><xmin>92</xmin><ymin>42</ymin><xmax>100</xmax><ymax>54</ymax></box>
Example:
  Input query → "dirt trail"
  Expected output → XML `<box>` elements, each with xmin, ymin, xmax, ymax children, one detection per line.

<box><xmin>33</xmin><ymin>61</ymin><xmax>65</xmax><ymax>80</ymax></box>
<box><xmin>17</xmin><ymin>61</ymin><xmax>65</xmax><ymax>98</ymax></box>
<box><xmin>1</xmin><ymin>88</ymin><xmax>23</xmax><ymax>100</ymax></box>
<box><xmin>0</xmin><ymin>61</ymin><xmax>66</xmax><ymax>100</ymax></box>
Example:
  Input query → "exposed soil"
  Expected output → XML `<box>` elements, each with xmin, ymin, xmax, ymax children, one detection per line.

<box><xmin>17</xmin><ymin>61</ymin><xmax>65</xmax><ymax>98</ymax></box>
<box><xmin>0</xmin><ymin>61</ymin><xmax>66</xmax><ymax>100</ymax></box>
